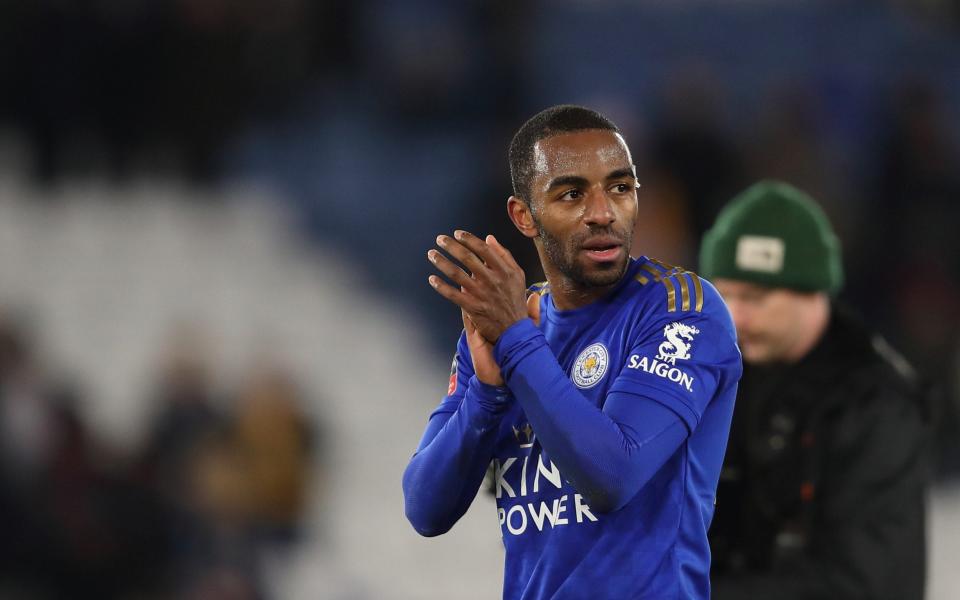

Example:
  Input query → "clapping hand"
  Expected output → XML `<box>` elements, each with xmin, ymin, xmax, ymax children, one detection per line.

<box><xmin>428</xmin><ymin>230</ymin><xmax>529</xmax><ymax>385</ymax></box>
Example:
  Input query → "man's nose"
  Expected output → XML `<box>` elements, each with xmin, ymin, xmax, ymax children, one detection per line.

<box><xmin>583</xmin><ymin>188</ymin><xmax>616</xmax><ymax>226</ymax></box>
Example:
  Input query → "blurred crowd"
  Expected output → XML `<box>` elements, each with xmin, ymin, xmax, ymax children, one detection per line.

<box><xmin>0</xmin><ymin>315</ymin><xmax>319</xmax><ymax>599</ymax></box>
<box><xmin>0</xmin><ymin>0</ymin><xmax>360</xmax><ymax>180</ymax></box>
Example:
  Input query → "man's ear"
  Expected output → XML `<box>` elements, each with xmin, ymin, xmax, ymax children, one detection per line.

<box><xmin>507</xmin><ymin>196</ymin><xmax>539</xmax><ymax>239</ymax></box>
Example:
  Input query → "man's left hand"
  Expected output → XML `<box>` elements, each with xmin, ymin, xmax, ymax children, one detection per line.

<box><xmin>428</xmin><ymin>230</ymin><xmax>527</xmax><ymax>342</ymax></box>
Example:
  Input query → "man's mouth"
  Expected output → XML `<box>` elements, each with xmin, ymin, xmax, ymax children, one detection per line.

<box><xmin>580</xmin><ymin>237</ymin><xmax>624</xmax><ymax>262</ymax></box>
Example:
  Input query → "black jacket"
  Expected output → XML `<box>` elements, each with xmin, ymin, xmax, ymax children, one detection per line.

<box><xmin>709</xmin><ymin>306</ymin><xmax>929</xmax><ymax>600</ymax></box>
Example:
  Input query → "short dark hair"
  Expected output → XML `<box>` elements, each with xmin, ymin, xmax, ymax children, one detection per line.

<box><xmin>508</xmin><ymin>105</ymin><xmax>620</xmax><ymax>203</ymax></box>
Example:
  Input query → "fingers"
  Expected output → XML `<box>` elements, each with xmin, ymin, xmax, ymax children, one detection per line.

<box><xmin>428</xmin><ymin>230</ymin><xmax>526</xmax><ymax>323</ymax></box>
<box><xmin>485</xmin><ymin>234</ymin><xmax>516</xmax><ymax>267</ymax></box>
<box><xmin>436</xmin><ymin>233</ymin><xmax>491</xmax><ymax>276</ymax></box>
<box><xmin>461</xmin><ymin>309</ymin><xmax>476</xmax><ymax>334</ymax></box>
<box><xmin>428</xmin><ymin>274</ymin><xmax>476</xmax><ymax>311</ymax></box>
<box><xmin>453</xmin><ymin>230</ymin><xmax>509</xmax><ymax>271</ymax></box>
<box><xmin>526</xmin><ymin>291</ymin><xmax>541</xmax><ymax>327</ymax></box>
<box><xmin>428</xmin><ymin>248</ymin><xmax>474</xmax><ymax>291</ymax></box>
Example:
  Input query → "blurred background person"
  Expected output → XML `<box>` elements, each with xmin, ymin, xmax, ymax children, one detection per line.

<box><xmin>0</xmin><ymin>311</ymin><xmax>171</xmax><ymax>598</ymax></box>
<box><xmin>137</xmin><ymin>324</ymin><xmax>227</xmax><ymax>513</ymax></box>
<box><xmin>232</xmin><ymin>365</ymin><xmax>316</xmax><ymax>549</ymax></box>
<box><xmin>701</xmin><ymin>181</ymin><xmax>928</xmax><ymax>599</ymax></box>
<box><xmin>175</xmin><ymin>428</ymin><xmax>261</xmax><ymax>600</ymax></box>
<box><xmin>0</xmin><ymin>1</ymin><xmax>958</xmax><ymax>598</ymax></box>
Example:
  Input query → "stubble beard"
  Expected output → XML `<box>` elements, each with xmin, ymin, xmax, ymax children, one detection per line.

<box><xmin>536</xmin><ymin>220</ymin><xmax>632</xmax><ymax>289</ymax></box>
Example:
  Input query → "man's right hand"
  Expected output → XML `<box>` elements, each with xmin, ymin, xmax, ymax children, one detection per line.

<box><xmin>462</xmin><ymin>291</ymin><xmax>541</xmax><ymax>386</ymax></box>
<box><xmin>526</xmin><ymin>290</ymin><xmax>541</xmax><ymax>327</ymax></box>
<box><xmin>462</xmin><ymin>309</ymin><xmax>503</xmax><ymax>386</ymax></box>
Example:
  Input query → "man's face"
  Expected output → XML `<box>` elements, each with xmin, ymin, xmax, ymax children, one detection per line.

<box><xmin>526</xmin><ymin>130</ymin><xmax>638</xmax><ymax>288</ymax></box>
<box><xmin>713</xmin><ymin>279</ymin><xmax>815</xmax><ymax>364</ymax></box>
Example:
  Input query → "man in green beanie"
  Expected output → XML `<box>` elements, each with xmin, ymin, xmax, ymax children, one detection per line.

<box><xmin>701</xmin><ymin>180</ymin><xmax>929</xmax><ymax>599</ymax></box>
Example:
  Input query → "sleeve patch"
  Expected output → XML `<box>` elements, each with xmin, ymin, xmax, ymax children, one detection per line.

<box><xmin>447</xmin><ymin>355</ymin><xmax>459</xmax><ymax>395</ymax></box>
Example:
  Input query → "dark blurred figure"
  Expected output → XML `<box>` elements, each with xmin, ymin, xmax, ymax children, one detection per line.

<box><xmin>701</xmin><ymin>182</ymin><xmax>929</xmax><ymax>600</ymax></box>
<box><xmin>746</xmin><ymin>84</ymin><xmax>842</xmax><ymax>208</ymax></box>
<box><xmin>138</xmin><ymin>332</ymin><xmax>319</xmax><ymax>598</ymax></box>
<box><xmin>0</xmin><ymin>311</ymin><xmax>171</xmax><ymax>598</ymax></box>
<box><xmin>646</xmin><ymin>69</ymin><xmax>746</xmax><ymax>245</ymax></box>
<box><xmin>0</xmin><ymin>0</ymin><xmax>355</xmax><ymax>181</ymax></box>
<box><xmin>169</xmin><ymin>364</ymin><xmax>318</xmax><ymax>599</ymax></box>
<box><xmin>175</xmin><ymin>429</ymin><xmax>263</xmax><ymax>600</ymax></box>
<box><xmin>870</xmin><ymin>80</ymin><xmax>960</xmax><ymax>476</ymax></box>
<box><xmin>890</xmin><ymin>0</ymin><xmax>960</xmax><ymax>26</ymax></box>
<box><xmin>138</xmin><ymin>324</ymin><xmax>226</xmax><ymax>500</ymax></box>
<box><xmin>136</xmin><ymin>324</ymin><xmax>243</xmax><ymax>595</ymax></box>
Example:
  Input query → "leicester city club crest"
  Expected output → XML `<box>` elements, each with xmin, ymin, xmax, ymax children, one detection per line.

<box><xmin>571</xmin><ymin>343</ymin><xmax>608</xmax><ymax>389</ymax></box>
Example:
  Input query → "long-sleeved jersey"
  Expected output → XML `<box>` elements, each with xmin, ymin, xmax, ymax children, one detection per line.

<box><xmin>403</xmin><ymin>256</ymin><xmax>742</xmax><ymax>599</ymax></box>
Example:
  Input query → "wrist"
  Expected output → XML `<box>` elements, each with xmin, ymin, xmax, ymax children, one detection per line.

<box><xmin>475</xmin><ymin>379</ymin><xmax>510</xmax><ymax>396</ymax></box>
<box><xmin>467</xmin><ymin>377</ymin><xmax>512</xmax><ymax>417</ymax></box>
<box><xmin>486</xmin><ymin>306</ymin><xmax>532</xmax><ymax>342</ymax></box>
<box><xmin>493</xmin><ymin>319</ymin><xmax>544</xmax><ymax>380</ymax></box>
<box><xmin>477</xmin><ymin>374</ymin><xmax>504</xmax><ymax>386</ymax></box>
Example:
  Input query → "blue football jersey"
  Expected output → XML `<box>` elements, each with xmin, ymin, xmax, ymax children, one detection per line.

<box><xmin>436</xmin><ymin>256</ymin><xmax>741</xmax><ymax>599</ymax></box>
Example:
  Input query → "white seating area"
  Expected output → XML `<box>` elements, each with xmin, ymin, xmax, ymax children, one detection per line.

<box><xmin>0</xmin><ymin>179</ymin><xmax>502</xmax><ymax>599</ymax></box>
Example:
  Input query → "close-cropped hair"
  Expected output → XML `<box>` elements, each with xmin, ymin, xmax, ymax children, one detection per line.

<box><xmin>508</xmin><ymin>105</ymin><xmax>620</xmax><ymax>203</ymax></box>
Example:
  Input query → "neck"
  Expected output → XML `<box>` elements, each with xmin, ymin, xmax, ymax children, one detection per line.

<box><xmin>784</xmin><ymin>295</ymin><xmax>831</xmax><ymax>363</ymax></box>
<box><xmin>540</xmin><ymin>257</ymin><xmax>625</xmax><ymax>311</ymax></box>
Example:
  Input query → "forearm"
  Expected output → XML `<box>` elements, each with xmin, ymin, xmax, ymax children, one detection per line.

<box><xmin>402</xmin><ymin>378</ymin><xmax>510</xmax><ymax>536</ymax></box>
<box><xmin>494</xmin><ymin>319</ymin><xmax>688</xmax><ymax>513</ymax></box>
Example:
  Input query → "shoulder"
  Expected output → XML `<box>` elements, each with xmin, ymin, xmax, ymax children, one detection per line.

<box><xmin>828</xmin><ymin>309</ymin><xmax>920</xmax><ymax>395</ymax></box>
<box><xmin>820</xmin><ymin>316</ymin><xmax>928</xmax><ymax>438</ymax></box>
<box><xmin>628</xmin><ymin>258</ymin><xmax>735</xmax><ymax>334</ymax></box>
<box><xmin>622</xmin><ymin>259</ymin><xmax>740</xmax><ymax>372</ymax></box>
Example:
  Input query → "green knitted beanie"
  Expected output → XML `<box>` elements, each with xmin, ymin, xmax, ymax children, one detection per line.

<box><xmin>699</xmin><ymin>180</ymin><xmax>844</xmax><ymax>294</ymax></box>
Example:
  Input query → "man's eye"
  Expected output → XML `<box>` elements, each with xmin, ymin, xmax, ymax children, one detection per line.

<box><xmin>560</xmin><ymin>189</ymin><xmax>582</xmax><ymax>201</ymax></box>
<box><xmin>610</xmin><ymin>183</ymin><xmax>632</xmax><ymax>193</ymax></box>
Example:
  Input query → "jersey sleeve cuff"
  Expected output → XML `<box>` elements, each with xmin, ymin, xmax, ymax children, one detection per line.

<box><xmin>463</xmin><ymin>376</ymin><xmax>512</xmax><ymax>426</ymax></box>
<box><xmin>493</xmin><ymin>318</ymin><xmax>546</xmax><ymax>380</ymax></box>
